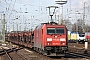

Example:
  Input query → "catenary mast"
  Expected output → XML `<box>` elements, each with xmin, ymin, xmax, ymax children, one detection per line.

<box><xmin>55</xmin><ymin>0</ymin><xmax>67</xmax><ymax>25</ymax></box>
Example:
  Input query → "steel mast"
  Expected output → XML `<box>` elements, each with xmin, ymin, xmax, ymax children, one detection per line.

<box><xmin>55</xmin><ymin>0</ymin><xmax>67</xmax><ymax>25</ymax></box>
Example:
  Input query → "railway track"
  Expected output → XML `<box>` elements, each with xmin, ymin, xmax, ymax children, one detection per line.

<box><xmin>68</xmin><ymin>43</ymin><xmax>90</xmax><ymax>55</ymax></box>
<box><xmin>66</xmin><ymin>52</ymin><xmax>90</xmax><ymax>59</ymax></box>
<box><xmin>0</xmin><ymin>42</ymin><xmax>90</xmax><ymax>60</ymax></box>
<box><xmin>1</xmin><ymin>47</ymin><xmax>28</xmax><ymax>60</ymax></box>
<box><xmin>0</xmin><ymin>45</ymin><xmax>51</xmax><ymax>60</ymax></box>
<box><xmin>1</xmin><ymin>46</ymin><xmax>89</xmax><ymax>60</ymax></box>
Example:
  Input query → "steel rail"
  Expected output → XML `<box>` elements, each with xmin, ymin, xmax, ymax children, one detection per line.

<box><xmin>12</xmin><ymin>47</ymin><xmax>27</xmax><ymax>60</ymax></box>
<box><xmin>0</xmin><ymin>47</ymin><xmax>25</xmax><ymax>60</ymax></box>
<box><xmin>16</xmin><ymin>52</ymin><xmax>27</xmax><ymax>60</ymax></box>
<box><xmin>66</xmin><ymin>52</ymin><xmax>90</xmax><ymax>58</ymax></box>
<box><xmin>3</xmin><ymin>49</ymin><xmax>13</xmax><ymax>60</ymax></box>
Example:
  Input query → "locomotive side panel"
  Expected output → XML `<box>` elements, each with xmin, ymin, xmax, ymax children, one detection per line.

<box><xmin>34</xmin><ymin>28</ymin><xmax>43</xmax><ymax>51</ymax></box>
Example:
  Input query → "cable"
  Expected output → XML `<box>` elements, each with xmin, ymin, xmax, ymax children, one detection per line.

<box><xmin>3</xmin><ymin>0</ymin><xmax>17</xmax><ymax>13</ymax></box>
<box><xmin>9</xmin><ymin>0</ymin><xmax>16</xmax><ymax>16</ymax></box>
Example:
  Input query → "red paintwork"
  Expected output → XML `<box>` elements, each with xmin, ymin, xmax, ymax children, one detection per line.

<box><xmin>86</xmin><ymin>36</ymin><xmax>90</xmax><ymax>39</ymax></box>
<box><xmin>34</xmin><ymin>23</ymin><xmax>68</xmax><ymax>49</ymax></box>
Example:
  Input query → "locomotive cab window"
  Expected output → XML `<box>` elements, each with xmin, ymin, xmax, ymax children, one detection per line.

<box><xmin>56</xmin><ymin>28</ymin><xmax>64</xmax><ymax>34</ymax></box>
<box><xmin>79</xmin><ymin>33</ymin><xmax>85</xmax><ymax>37</ymax></box>
<box><xmin>47</xmin><ymin>28</ymin><xmax>55</xmax><ymax>34</ymax></box>
<box><xmin>47</xmin><ymin>28</ymin><xmax>65</xmax><ymax>34</ymax></box>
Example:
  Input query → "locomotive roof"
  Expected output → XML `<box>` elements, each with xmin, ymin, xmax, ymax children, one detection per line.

<box><xmin>35</xmin><ymin>23</ymin><xmax>43</xmax><ymax>30</ymax></box>
<box><xmin>35</xmin><ymin>22</ymin><xmax>59</xmax><ymax>30</ymax></box>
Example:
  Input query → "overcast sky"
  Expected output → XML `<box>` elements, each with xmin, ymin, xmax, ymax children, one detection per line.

<box><xmin>0</xmin><ymin>0</ymin><xmax>90</xmax><ymax>31</ymax></box>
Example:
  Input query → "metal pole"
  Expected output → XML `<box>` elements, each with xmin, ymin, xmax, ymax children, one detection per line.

<box><xmin>55</xmin><ymin>0</ymin><xmax>67</xmax><ymax>25</ymax></box>
<box><xmin>13</xmin><ymin>22</ymin><xmax>14</xmax><ymax>31</ymax></box>
<box><xmin>59</xmin><ymin>5</ymin><xmax>63</xmax><ymax>24</ymax></box>
<box><xmin>25</xmin><ymin>19</ymin><xmax>26</xmax><ymax>31</ymax></box>
<box><xmin>55</xmin><ymin>14</ymin><xmax>56</xmax><ymax>22</ymax></box>
<box><xmin>17</xmin><ymin>24</ymin><xmax>18</xmax><ymax>31</ymax></box>
<box><xmin>70</xmin><ymin>0</ymin><xmax>71</xmax><ymax>13</ymax></box>
<box><xmin>5</xmin><ymin>22</ymin><xmax>7</xmax><ymax>33</ymax></box>
<box><xmin>83</xmin><ymin>2</ymin><xmax>86</xmax><ymax>32</ymax></box>
<box><xmin>76</xmin><ymin>13</ymin><xmax>78</xmax><ymax>32</ymax></box>
<box><xmin>58</xmin><ymin>15</ymin><xmax>59</xmax><ymax>23</ymax></box>
<box><xmin>2</xmin><ymin>14</ymin><xmax>5</xmax><ymax>44</ymax></box>
<box><xmin>19</xmin><ymin>25</ymin><xmax>21</xmax><ymax>31</ymax></box>
<box><xmin>50</xmin><ymin>15</ymin><xmax>53</xmax><ymax>22</ymax></box>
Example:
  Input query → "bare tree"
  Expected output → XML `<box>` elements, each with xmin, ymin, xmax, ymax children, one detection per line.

<box><xmin>63</xmin><ymin>19</ymin><xmax>72</xmax><ymax>31</ymax></box>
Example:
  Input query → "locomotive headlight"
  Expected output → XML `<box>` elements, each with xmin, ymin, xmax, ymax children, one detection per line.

<box><xmin>62</xmin><ymin>43</ymin><xmax>65</xmax><ymax>45</ymax></box>
<box><xmin>47</xmin><ymin>38</ymin><xmax>52</xmax><ymax>41</ymax></box>
<box><xmin>60</xmin><ymin>38</ymin><xmax>65</xmax><ymax>41</ymax></box>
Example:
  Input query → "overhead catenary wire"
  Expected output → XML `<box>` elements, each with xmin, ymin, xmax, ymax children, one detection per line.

<box><xmin>0</xmin><ymin>0</ymin><xmax>17</xmax><ymax>15</ymax></box>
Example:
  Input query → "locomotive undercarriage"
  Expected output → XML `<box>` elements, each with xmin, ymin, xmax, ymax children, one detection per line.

<box><xmin>33</xmin><ymin>46</ymin><xmax>68</xmax><ymax>56</ymax></box>
<box><xmin>44</xmin><ymin>46</ymin><xmax>68</xmax><ymax>56</ymax></box>
<box><xmin>45</xmin><ymin>46</ymin><xmax>68</xmax><ymax>55</ymax></box>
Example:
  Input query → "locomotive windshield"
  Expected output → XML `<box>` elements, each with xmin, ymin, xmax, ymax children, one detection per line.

<box><xmin>47</xmin><ymin>28</ymin><xmax>64</xmax><ymax>34</ymax></box>
<box><xmin>79</xmin><ymin>33</ymin><xmax>85</xmax><ymax>37</ymax></box>
<box><xmin>47</xmin><ymin>28</ymin><xmax>55</xmax><ymax>34</ymax></box>
<box><xmin>56</xmin><ymin>28</ymin><xmax>64</xmax><ymax>34</ymax></box>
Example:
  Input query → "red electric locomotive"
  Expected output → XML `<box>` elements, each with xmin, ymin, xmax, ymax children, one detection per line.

<box><xmin>34</xmin><ymin>22</ymin><xmax>68</xmax><ymax>56</ymax></box>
